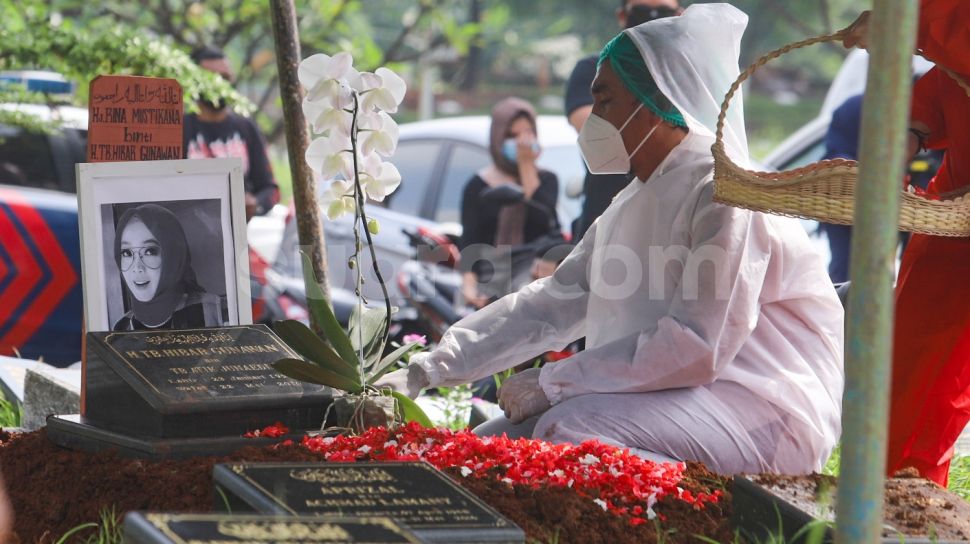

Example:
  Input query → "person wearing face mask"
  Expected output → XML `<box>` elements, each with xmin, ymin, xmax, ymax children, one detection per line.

<box><xmin>184</xmin><ymin>46</ymin><xmax>279</xmax><ymax>221</ymax></box>
<box><xmin>112</xmin><ymin>203</ymin><xmax>227</xmax><ymax>331</ymax></box>
<box><xmin>376</xmin><ymin>4</ymin><xmax>843</xmax><ymax>475</ymax></box>
<box><xmin>564</xmin><ymin>0</ymin><xmax>682</xmax><ymax>241</ymax></box>
<box><xmin>457</xmin><ymin>97</ymin><xmax>560</xmax><ymax>309</ymax></box>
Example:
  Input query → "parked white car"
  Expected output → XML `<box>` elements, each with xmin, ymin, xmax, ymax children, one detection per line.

<box><xmin>273</xmin><ymin>115</ymin><xmax>587</xmax><ymax>309</ymax></box>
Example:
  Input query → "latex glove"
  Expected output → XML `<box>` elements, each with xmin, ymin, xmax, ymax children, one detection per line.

<box><xmin>372</xmin><ymin>364</ymin><xmax>430</xmax><ymax>399</ymax></box>
<box><xmin>497</xmin><ymin>368</ymin><xmax>551</xmax><ymax>424</ymax></box>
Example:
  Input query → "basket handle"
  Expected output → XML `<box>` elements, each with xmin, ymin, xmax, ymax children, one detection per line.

<box><xmin>715</xmin><ymin>29</ymin><xmax>970</xmax><ymax>148</ymax></box>
<box><xmin>715</xmin><ymin>29</ymin><xmax>847</xmax><ymax>146</ymax></box>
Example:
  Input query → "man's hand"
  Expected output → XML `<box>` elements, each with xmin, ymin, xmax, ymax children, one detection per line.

<box><xmin>498</xmin><ymin>368</ymin><xmax>551</xmax><ymax>423</ymax></box>
<box><xmin>462</xmin><ymin>272</ymin><xmax>489</xmax><ymax>309</ymax></box>
<box><xmin>842</xmin><ymin>11</ymin><xmax>871</xmax><ymax>50</ymax></box>
<box><xmin>372</xmin><ymin>364</ymin><xmax>430</xmax><ymax>400</ymax></box>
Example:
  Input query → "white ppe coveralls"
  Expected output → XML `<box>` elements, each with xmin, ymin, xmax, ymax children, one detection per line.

<box><xmin>410</xmin><ymin>4</ymin><xmax>844</xmax><ymax>475</ymax></box>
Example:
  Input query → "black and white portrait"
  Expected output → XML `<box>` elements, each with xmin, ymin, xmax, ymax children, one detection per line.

<box><xmin>78</xmin><ymin>158</ymin><xmax>251</xmax><ymax>331</ymax></box>
<box><xmin>101</xmin><ymin>200</ymin><xmax>229</xmax><ymax>331</ymax></box>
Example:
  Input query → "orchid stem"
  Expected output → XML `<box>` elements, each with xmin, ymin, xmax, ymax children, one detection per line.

<box><xmin>349</xmin><ymin>92</ymin><xmax>392</xmax><ymax>371</ymax></box>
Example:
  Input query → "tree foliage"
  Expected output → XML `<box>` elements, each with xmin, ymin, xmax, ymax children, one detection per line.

<box><xmin>0</xmin><ymin>0</ymin><xmax>254</xmax><ymax>129</ymax></box>
<box><xmin>37</xmin><ymin>0</ymin><xmax>487</xmax><ymax>140</ymax></box>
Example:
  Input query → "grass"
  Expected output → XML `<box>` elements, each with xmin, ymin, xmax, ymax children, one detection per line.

<box><xmin>55</xmin><ymin>507</ymin><xmax>121</xmax><ymax>544</ymax></box>
<box><xmin>432</xmin><ymin>384</ymin><xmax>473</xmax><ymax>431</ymax></box>
<box><xmin>949</xmin><ymin>454</ymin><xmax>970</xmax><ymax>501</ymax></box>
<box><xmin>0</xmin><ymin>395</ymin><xmax>20</xmax><ymax>428</ymax></box>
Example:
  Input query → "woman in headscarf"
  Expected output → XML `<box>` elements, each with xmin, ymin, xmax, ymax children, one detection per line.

<box><xmin>378</xmin><ymin>4</ymin><xmax>843</xmax><ymax>475</ymax></box>
<box><xmin>845</xmin><ymin>0</ymin><xmax>970</xmax><ymax>486</ymax></box>
<box><xmin>112</xmin><ymin>203</ymin><xmax>225</xmax><ymax>331</ymax></box>
<box><xmin>458</xmin><ymin>97</ymin><xmax>560</xmax><ymax>308</ymax></box>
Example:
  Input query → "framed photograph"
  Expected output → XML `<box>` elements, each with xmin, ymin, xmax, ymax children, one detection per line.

<box><xmin>77</xmin><ymin>158</ymin><xmax>252</xmax><ymax>332</ymax></box>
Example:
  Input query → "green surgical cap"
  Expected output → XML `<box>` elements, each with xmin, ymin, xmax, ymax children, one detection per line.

<box><xmin>598</xmin><ymin>31</ymin><xmax>686</xmax><ymax>128</ymax></box>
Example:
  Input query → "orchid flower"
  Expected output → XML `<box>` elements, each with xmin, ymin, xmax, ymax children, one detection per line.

<box><xmin>358</xmin><ymin>111</ymin><xmax>399</xmax><ymax>157</ymax></box>
<box><xmin>320</xmin><ymin>179</ymin><xmax>356</xmax><ymax>220</ymax></box>
<box><xmin>359</xmin><ymin>155</ymin><xmax>401</xmax><ymax>202</ymax></box>
<box><xmin>303</xmin><ymin>98</ymin><xmax>350</xmax><ymax>136</ymax></box>
<box><xmin>305</xmin><ymin>136</ymin><xmax>353</xmax><ymax>180</ymax></box>
<box><xmin>298</xmin><ymin>52</ymin><xmax>358</xmax><ymax>108</ymax></box>
<box><xmin>298</xmin><ymin>52</ymin><xmax>406</xmax><ymax>211</ymax></box>
<box><xmin>356</xmin><ymin>67</ymin><xmax>407</xmax><ymax>113</ymax></box>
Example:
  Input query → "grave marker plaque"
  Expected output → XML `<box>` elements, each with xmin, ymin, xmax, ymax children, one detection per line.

<box><xmin>82</xmin><ymin>325</ymin><xmax>329</xmax><ymax>437</ymax></box>
<box><xmin>123</xmin><ymin>512</ymin><xmax>426</xmax><ymax>543</ymax></box>
<box><xmin>47</xmin><ymin>325</ymin><xmax>332</xmax><ymax>458</ymax></box>
<box><xmin>213</xmin><ymin>462</ymin><xmax>524</xmax><ymax>544</ymax></box>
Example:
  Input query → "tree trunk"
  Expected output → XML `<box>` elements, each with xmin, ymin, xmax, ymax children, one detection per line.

<box><xmin>268</xmin><ymin>0</ymin><xmax>332</xmax><ymax>315</ymax></box>
<box><xmin>458</xmin><ymin>0</ymin><xmax>482</xmax><ymax>91</ymax></box>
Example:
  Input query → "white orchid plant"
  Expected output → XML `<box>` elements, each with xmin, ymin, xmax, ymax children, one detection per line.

<box><xmin>271</xmin><ymin>52</ymin><xmax>430</xmax><ymax>428</ymax></box>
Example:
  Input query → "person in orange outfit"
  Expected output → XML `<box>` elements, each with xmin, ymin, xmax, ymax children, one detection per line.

<box><xmin>845</xmin><ymin>0</ymin><xmax>970</xmax><ymax>485</ymax></box>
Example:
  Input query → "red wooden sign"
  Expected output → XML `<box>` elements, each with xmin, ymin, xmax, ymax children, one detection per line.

<box><xmin>83</xmin><ymin>75</ymin><xmax>185</xmax><ymax>412</ymax></box>
<box><xmin>87</xmin><ymin>75</ymin><xmax>184</xmax><ymax>162</ymax></box>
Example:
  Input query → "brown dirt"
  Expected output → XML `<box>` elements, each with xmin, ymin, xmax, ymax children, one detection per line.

<box><xmin>0</xmin><ymin>430</ymin><xmax>731</xmax><ymax>544</ymax></box>
<box><xmin>752</xmin><ymin>472</ymin><xmax>970</xmax><ymax>541</ymax></box>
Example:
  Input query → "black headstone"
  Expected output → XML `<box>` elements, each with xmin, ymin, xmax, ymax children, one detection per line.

<box><xmin>83</xmin><ymin>325</ymin><xmax>331</xmax><ymax>438</ymax></box>
<box><xmin>213</xmin><ymin>462</ymin><xmax>524</xmax><ymax>544</ymax></box>
<box><xmin>123</xmin><ymin>512</ymin><xmax>426</xmax><ymax>543</ymax></box>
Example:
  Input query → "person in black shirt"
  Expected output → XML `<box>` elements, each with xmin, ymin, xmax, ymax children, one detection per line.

<box><xmin>565</xmin><ymin>0</ymin><xmax>681</xmax><ymax>240</ymax></box>
<box><xmin>185</xmin><ymin>46</ymin><xmax>279</xmax><ymax>221</ymax></box>
<box><xmin>459</xmin><ymin>97</ymin><xmax>559</xmax><ymax>308</ymax></box>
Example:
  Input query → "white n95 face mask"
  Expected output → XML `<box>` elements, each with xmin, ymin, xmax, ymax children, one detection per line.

<box><xmin>578</xmin><ymin>103</ymin><xmax>659</xmax><ymax>175</ymax></box>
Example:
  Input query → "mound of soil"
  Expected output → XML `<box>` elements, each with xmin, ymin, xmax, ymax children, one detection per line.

<box><xmin>752</xmin><ymin>471</ymin><xmax>970</xmax><ymax>541</ymax></box>
<box><xmin>0</xmin><ymin>430</ymin><xmax>732</xmax><ymax>544</ymax></box>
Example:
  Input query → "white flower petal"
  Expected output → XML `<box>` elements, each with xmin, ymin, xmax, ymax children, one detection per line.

<box><xmin>357</xmin><ymin>109</ymin><xmax>383</xmax><ymax>130</ymax></box>
<box><xmin>364</xmin><ymin>162</ymin><xmax>400</xmax><ymax>202</ymax></box>
<box><xmin>303</xmin><ymin>79</ymin><xmax>329</xmax><ymax>103</ymax></box>
<box><xmin>376</xmin><ymin>67</ymin><xmax>406</xmax><ymax>106</ymax></box>
<box><xmin>326</xmin><ymin>51</ymin><xmax>354</xmax><ymax>80</ymax></box>
<box><xmin>309</xmin><ymin>103</ymin><xmax>348</xmax><ymax>134</ymax></box>
<box><xmin>298</xmin><ymin>53</ymin><xmax>335</xmax><ymax>90</ymax></box>
<box><xmin>356</xmin><ymin>72</ymin><xmax>383</xmax><ymax>91</ymax></box>
<box><xmin>305</xmin><ymin>137</ymin><xmax>352</xmax><ymax>178</ymax></box>
<box><xmin>362</xmin><ymin>176</ymin><xmax>386</xmax><ymax>202</ymax></box>
<box><xmin>360</xmin><ymin>112</ymin><xmax>399</xmax><ymax>157</ymax></box>
<box><xmin>346</xmin><ymin>69</ymin><xmax>364</xmax><ymax>92</ymax></box>
<box><xmin>325</xmin><ymin>198</ymin><xmax>353</xmax><ymax>220</ymax></box>
<box><xmin>359</xmin><ymin>153</ymin><xmax>383</xmax><ymax>179</ymax></box>
<box><xmin>361</xmin><ymin>88</ymin><xmax>398</xmax><ymax>114</ymax></box>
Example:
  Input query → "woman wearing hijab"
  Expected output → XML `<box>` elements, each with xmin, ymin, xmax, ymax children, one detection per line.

<box><xmin>112</xmin><ymin>203</ymin><xmax>225</xmax><ymax>331</ymax></box>
<box><xmin>377</xmin><ymin>4</ymin><xmax>843</xmax><ymax>475</ymax></box>
<box><xmin>845</xmin><ymin>0</ymin><xmax>970</xmax><ymax>486</ymax></box>
<box><xmin>458</xmin><ymin>97</ymin><xmax>560</xmax><ymax>308</ymax></box>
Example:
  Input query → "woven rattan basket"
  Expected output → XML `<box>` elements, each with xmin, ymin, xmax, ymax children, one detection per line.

<box><xmin>712</xmin><ymin>31</ymin><xmax>970</xmax><ymax>237</ymax></box>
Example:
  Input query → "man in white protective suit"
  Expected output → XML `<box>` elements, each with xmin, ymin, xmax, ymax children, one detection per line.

<box><xmin>376</xmin><ymin>3</ymin><xmax>844</xmax><ymax>475</ymax></box>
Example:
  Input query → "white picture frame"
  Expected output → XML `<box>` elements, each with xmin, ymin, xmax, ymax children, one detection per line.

<box><xmin>77</xmin><ymin>158</ymin><xmax>252</xmax><ymax>332</ymax></box>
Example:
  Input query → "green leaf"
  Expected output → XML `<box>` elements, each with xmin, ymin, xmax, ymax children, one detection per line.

<box><xmin>391</xmin><ymin>391</ymin><xmax>433</xmax><ymax>428</ymax></box>
<box><xmin>349</xmin><ymin>306</ymin><xmax>387</xmax><ymax>360</ymax></box>
<box><xmin>301</xmin><ymin>251</ymin><xmax>360</xmax><ymax>367</ymax></box>
<box><xmin>273</xmin><ymin>358</ymin><xmax>362</xmax><ymax>394</ymax></box>
<box><xmin>366</xmin><ymin>342</ymin><xmax>420</xmax><ymax>384</ymax></box>
<box><xmin>273</xmin><ymin>319</ymin><xmax>359</xmax><ymax>382</ymax></box>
